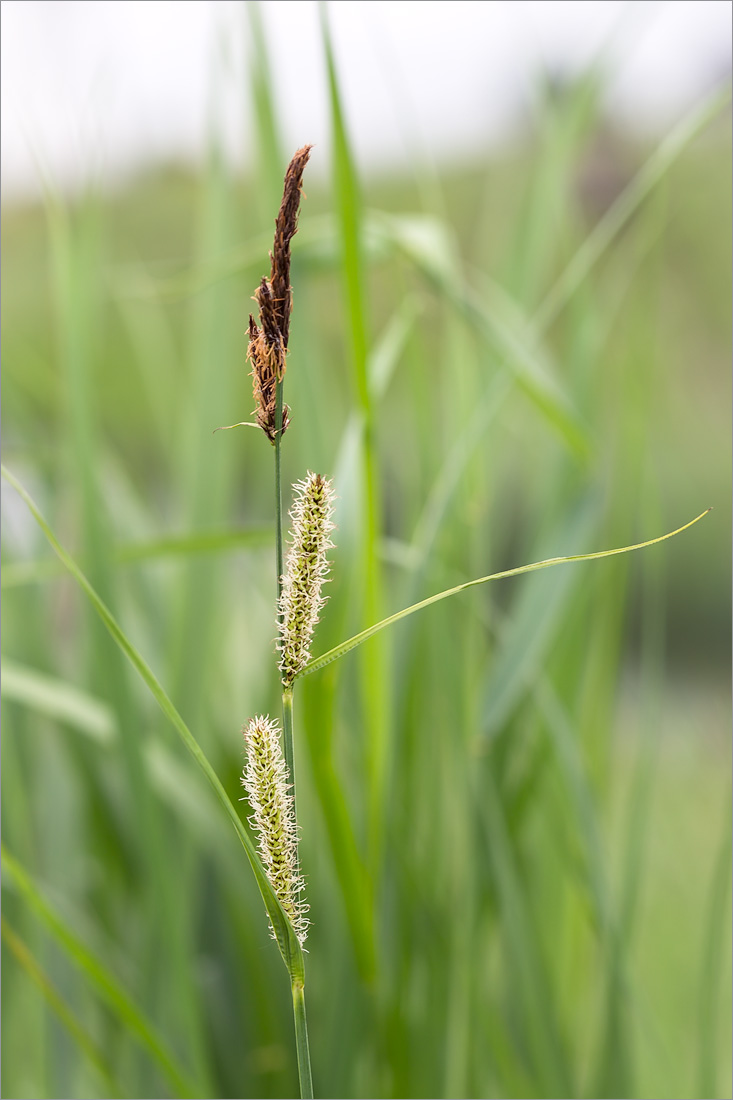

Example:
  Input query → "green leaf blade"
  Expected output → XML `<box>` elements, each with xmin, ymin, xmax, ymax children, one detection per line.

<box><xmin>297</xmin><ymin>509</ymin><xmax>711</xmax><ymax>679</ymax></box>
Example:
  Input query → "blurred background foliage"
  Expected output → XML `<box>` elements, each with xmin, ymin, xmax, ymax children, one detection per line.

<box><xmin>1</xmin><ymin>5</ymin><xmax>731</xmax><ymax>1098</ymax></box>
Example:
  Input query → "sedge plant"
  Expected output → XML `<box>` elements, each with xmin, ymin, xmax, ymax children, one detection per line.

<box><xmin>224</xmin><ymin>147</ymin><xmax>710</xmax><ymax>1099</ymax></box>
<box><xmin>1</xmin><ymin>145</ymin><xmax>714</xmax><ymax>1100</ymax></box>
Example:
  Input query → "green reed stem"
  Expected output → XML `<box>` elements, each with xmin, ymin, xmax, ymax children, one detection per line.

<box><xmin>282</xmin><ymin>650</ymin><xmax>312</xmax><ymax>1097</ymax></box>
<box><xmin>282</xmin><ymin>686</ymin><xmax>295</xmax><ymax>817</ymax></box>
<box><xmin>274</xmin><ymin>379</ymin><xmax>296</xmax><ymax>811</ymax></box>
<box><xmin>292</xmin><ymin>980</ymin><xmax>314</xmax><ymax>1099</ymax></box>
<box><xmin>274</xmin><ymin>379</ymin><xmax>285</xmax><ymax>607</ymax></box>
<box><xmin>273</xmin><ymin>377</ymin><xmax>313</xmax><ymax>1097</ymax></box>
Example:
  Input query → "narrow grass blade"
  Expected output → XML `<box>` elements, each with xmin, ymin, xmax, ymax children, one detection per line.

<box><xmin>321</xmin><ymin>10</ymin><xmax>369</xmax><ymax>412</ymax></box>
<box><xmin>368</xmin><ymin>293</ymin><xmax>422</xmax><ymax>402</ymax></box>
<box><xmin>1</xmin><ymin>526</ymin><xmax>273</xmax><ymax>589</ymax></box>
<box><xmin>1</xmin><ymin>660</ymin><xmax>115</xmax><ymax>746</ymax></box>
<box><xmin>297</xmin><ymin>510</ymin><xmax>710</xmax><ymax>679</ymax></box>
<box><xmin>118</xmin><ymin>526</ymin><xmax>274</xmax><ymax>561</ymax></box>
<box><xmin>481</xmin><ymin>499</ymin><xmax>599</xmax><ymax>738</ymax></box>
<box><xmin>1</xmin><ymin>464</ymin><xmax>305</xmax><ymax>983</ymax></box>
<box><xmin>407</xmin><ymin>372</ymin><xmax>510</xmax><ymax>570</ymax></box>
<box><xmin>1</xmin><ymin>559</ymin><xmax>64</xmax><ymax>589</ymax></box>
<box><xmin>320</xmin><ymin>1</ymin><xmax>388</xmax><ymax>867</ymax></box>
<box><xmin>246</xmin><ymin>0</ymin><xmax>285</xmax><ymax>206</ymax></box>
<box><xmin>301</xmin><ymin>672</ymin><xmax>376</xmax><ymax>982</ymax></box>
<box><xmin>301</xmin><ymin>298</ymin><xmax>419</xmax><ymax>982</ymax></box>
<box><xmin>370</xmin><ymin>211</ymin><xmax>590</xmax><ymax>457</ymax></box>
<box><xmin>697</xmin><ymin>798</ymin><xmax>732</xmax><ymax>1099</ymax></box>
<box><xmin>474</xmin><ymin>767</ymin><xmax>574</xmax><ymax>1096</ymax></box>
<box><xmin>2</xmin><ymin>854</ymin><xmax>196</xmax><ymax>1098</ymax></box>
<box><xmin>533</xmin><ymin>82</ymin><xmax>732</xmax><ymax>332</ymax></box>
<box><xmin>1</xmin><ymin>916</ymin><xmax>124</xmax><ymax>1099</ymax></box>
<box><xmin>1</xmin><ymin>661</ymin><xmax>238</xmax><ymax>857</ymax></box>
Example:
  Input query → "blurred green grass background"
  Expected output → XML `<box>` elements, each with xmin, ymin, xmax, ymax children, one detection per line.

<box><xmin>1</xmin><ymin>9</ymin><xmax>731</xmax><ymax>1098</ymax></box>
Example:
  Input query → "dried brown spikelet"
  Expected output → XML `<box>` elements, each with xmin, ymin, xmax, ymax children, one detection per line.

<box><xmin>249</xmin><ymin>144</ymin><xmax>311</xmax><ymax>443</ymax></box>
<box><xmin>255</xmin><ymin>276</ymin><xmax>283</xmax><ymax>356</ymax></box>
<box><xmin>248</xmin><ymin>315</ymin><xmax>290</xmax><ymax>444</ymax></box>
<box><xmin>270</xmin><ymin>144</ymin><xmax>312</xmax><ymax>351</ymax></box>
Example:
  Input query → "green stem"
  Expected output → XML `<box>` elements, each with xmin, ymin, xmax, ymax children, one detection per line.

<box><xmin>282</xmin><ymin>661</ymin><xmax>312</xmax><ymax>1093</ymax></box>
<box><xmin>274</xmin><ymin>377</ymin><xmax>297</xmax><ymax>837</ymax></box>
<box><xmin>282</xmin><ymin>686</ymin><xmax>295</xmax><ymax>817</ymax></box>
<box><xmin>274</xmin><ymin>378</ymin><xmax>285</xmax><ymax>607</ymax></box>
<box><xmin>272</xmin><ymin>380</ymin><xmax>313</xmax><ymax>1093</ymax></box>
<box><xmin>292</xmin><ymin>980</ymin><xmax>314</xmax><ymax>1099</ymax></box>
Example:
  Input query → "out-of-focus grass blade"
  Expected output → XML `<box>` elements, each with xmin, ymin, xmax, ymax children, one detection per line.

<box><xmin>44</xmin><ymin>179</ymin><xmax>207</xmax><ymax>1097</ymax></box>
<box><xmin>1</xmin><ymin>855</ymin><xmax>196</xmax><ymax>1099</ymax></box>
<box><xmin>246</xmin><ymin>0</ymin><xmax>285</xmax><ymax>207</ymax></box>
<box><xmin>371</xmin><ymin>211</ymin><xmax>590</xmax><ymax>457</ymax></box>
<box><xmin>1</xmin><ymin>464</ymin><xmax>306</xmax><ymax>984</ymax></box>
<box><xmin>1</xmin><ymin>526</ymin><xmax>274</xmax><ymax>589</ymax></box>
<box><xmin>481</xmin><ymin>500</ymin><xmax>599</xmax><ymax>739</ymax></box>
<box><xmin>528</xmin><ymin>664</ymin><xmax>639</xmax><ymax>1096</ymax></box>
<box><xmin>1</xmin><ymin>559</ymin><xmax>64</xmax><ymax>589</ymax></box>
<box><xmin>118</xmin><ymin>527</ymin><xmax>273</xmax><ymax>561</ymax></box>
<box><xmin>295</xmin><ymin>189</ymin><xmax>418</xmax><ymax>992</ymax></box>
<box><xmin>1</xmin><ymin>660</ymin><xmax>115</xmax><ymax>746</ymax></box>
<box><xmin>534</xmin><ymin>82</ymin><xmax>732</xmax><ymax>332</ymax></box>
<box><xmin>1</xmin><ymin>916</ymin><xmax>124</xmax><ymax>1100</ymax></box>
<box><xmin>531</xmin><ymin>679</ymin><xmax>611</xmax><ymax>915</ymax></box>
<box><xmin>109</xmin><ymin>268</ymin><xmax>181</xmax><ymax>459</ymax></box>
<box><xmin>407</xmin><ymin>373</ymin><xmax>510</xmax><ymax>569</ymax></box>
<box><xmin>301</xmin><ymin>673</ymin><xmax>376</xmax><ymax>982</ymax></box>
<box><xmin>1</xmin><ymin>660</ymin><xmax>235</xmax><ymax>854</ymax></box>
<box><xmin>332</xmin><ymin>294</ymin><xmax>421</xmax><ymax>548</ymax></box>
<box><xmin>320</xmin><ymin>2</ymin><xmax>388</xmax><ymax>867</ymax></box>
<box><xmin>474</xmin><ymin>766</ymin><xmax>573</xmax><ymax>1096</ymax></box>
<box><xmin>368</xmin><ymin>293</ymin><xmax>422</xmax><ymax>402</ymax></box>
<box><xmin>697</xmin><ymin>799</ymin><xmax>732</xmax><ymax>1099</ymax></box>
<box><xmin>296</xmin><ymin>302</ymin><xmax>417</xmax><ymax>983</ymax></box>
<box><xmin>125</xmin><ymin>83</ymin><xmax>730</xmax><ymax>311</ymax></box>
<box><xmin>114</xmin><ymin>219</ymin><xmax>327</xmax><ymax>300</ymax></box>
<box><xmin>320</xmin><ymin>13</ymin><xmax>369</xmax><ymax>413</ymax></box>
<box><xmin>167</xmin><ymin>140</ymin><xmax>239</xmax><ymax>732</ymax></box>
<box><xmin>298</xmin><ymin>510</ymin><xmax>710</xmax><ymax>679</ymax></box>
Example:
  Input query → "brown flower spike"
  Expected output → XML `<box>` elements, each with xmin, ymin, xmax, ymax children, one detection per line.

<box><xmin>249</xmin><ymin>144</ymin><xmax>312</xmax><ymax>443</ymax></box>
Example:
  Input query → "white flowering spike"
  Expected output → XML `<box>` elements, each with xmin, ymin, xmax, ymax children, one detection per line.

<box><xmin>278</xmin><ymin>472</ymin><xmax>335</xmax><ymax>685</ymax></box>
<box><xmin>241</xmin><ymin>715</ymin><xmax>308</xmax><ymax>945</ymax></box>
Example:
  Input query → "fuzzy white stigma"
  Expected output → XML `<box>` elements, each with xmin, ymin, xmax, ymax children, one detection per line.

<box><xmin>241</xmin><ymin>715</ymin><xmax>308</xmax><ymax>945</ymax></box>
<box><xmin>278</xmin><ymin>472</ymin><xmax>335</xmax><ymax>685</ymax></box>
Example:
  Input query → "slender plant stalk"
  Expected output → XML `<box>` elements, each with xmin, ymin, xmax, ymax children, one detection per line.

<box><xmin>248</xmin><ymin>145</ymin><xmax>314</xmax><ymax>1098</ymax></box>
<box><xmin>282</xmin><ymin>685</ymin><xmax>296</xmax><ymax>816</ymax></box>
<box><xmin>272</xmin><ymin>303</ymin><xmax>309</xmax><ymax>1100</ymax></box>
<box><xmin>274</xmin><ymin>371</ymin><xmax>305</xmax><ymax>1100</ymax></box>
<box><xmin>292</xmin><ymin>980</ymin><xmax>314</xmax><ymax>1099</ymax></box>
<box><xmin>274</xmin><ymin>378</ymin><xmax>285</xmax><ymax>606</ymax></box>
<box><xmin>274</xmin><ymin>468</ymin><xmax>335</xmax><ymax>1096</ymax></box>
<box><xmin>278</xmin><ymin>495</ymin><xmax>313</xmax><ymax>1098</ymax></box>
<box><xmin>273</xmin><ymin>323</ymin><xmax>312</xmax><ymax>1100</ymax></box>
<box><xmin>274</xmin><ymin>379</ymin><xmax>297</xmax><ymax>800</ymax></box>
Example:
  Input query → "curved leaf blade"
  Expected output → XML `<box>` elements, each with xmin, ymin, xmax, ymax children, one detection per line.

<box><xmin>297</xmin><ymin>510</ymin><xmax>710</xmax><ymax>680</ymax></box>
